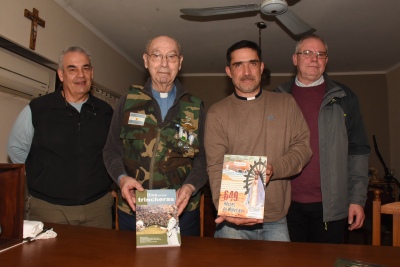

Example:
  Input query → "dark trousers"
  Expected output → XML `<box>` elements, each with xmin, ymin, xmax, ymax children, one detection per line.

<box><xmin>287</xmin><ymin>201</ymin><xmax>347</xmax><ymax>244</ymax></box>
<box><xmin>118</xmin><ymin>208</ymin><xmax>200</xmax><ymax>236</ymax></box>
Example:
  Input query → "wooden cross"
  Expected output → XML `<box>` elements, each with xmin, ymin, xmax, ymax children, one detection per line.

<box><xmin>24</xmin><ymin>8</ymin><xmax>45</xmax><ymax>50</ymax></box>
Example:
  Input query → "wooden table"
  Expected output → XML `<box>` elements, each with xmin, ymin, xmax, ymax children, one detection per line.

<box><xmin>0</xmin><ymin>223</ymin><xmax>399</xmax><ymax>267</ymax></box>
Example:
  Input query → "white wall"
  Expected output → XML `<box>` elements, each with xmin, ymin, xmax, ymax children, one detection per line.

<box><xmin>0</xmin><ymin>0</ymin><xmax>146</xmax><ymax>163</ymax></box>
<box><xmin>0</xmin><ymin>0</ymin><xmax>144</xmax><ymax>95</ymax></box>
<box><xmin>388</xmin><ymin>65</ymin><xmax>400</xmax><ymax>175</ymax></box>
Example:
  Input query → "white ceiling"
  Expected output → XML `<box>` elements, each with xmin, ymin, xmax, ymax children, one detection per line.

<box><xmin>55</xmin><ymin>0</ymin><xmax>400</xmax><ymax>75</ymax></box>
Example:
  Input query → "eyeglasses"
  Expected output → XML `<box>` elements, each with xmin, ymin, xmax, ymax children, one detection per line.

<box><xmin>296</xmin><ymin>50</ymin><xmax>328</xmax><ymax>59</ymax></box>
<box><xmin>146</xmin><ymin>53</ymin><xmax>180</xmax><ymax>63</ymax></box>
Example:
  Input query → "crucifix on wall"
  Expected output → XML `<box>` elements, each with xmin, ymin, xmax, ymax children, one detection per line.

<box><xmin>24</xmin><ymin>8</ymin><xmax>45</xmax><ymax>50</ymax></box>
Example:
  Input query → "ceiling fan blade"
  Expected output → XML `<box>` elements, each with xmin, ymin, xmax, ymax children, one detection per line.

<box><xmin>275</xmin><ymin>10</ymin><xmax>315</xmax><ymax>36</ymax></box>
<box><xmin>180</xmin><ymin>4</ymin><xmax>260</xmax><ymax>16</ymax></box>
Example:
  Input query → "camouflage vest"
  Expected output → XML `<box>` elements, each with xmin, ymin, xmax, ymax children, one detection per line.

<box><xmin>118</xmin><ymin>85</ymin><xmax>202</xmax><ymax>214</ymax></box>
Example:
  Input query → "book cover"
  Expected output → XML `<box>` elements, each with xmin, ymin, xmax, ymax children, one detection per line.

<box><xmin>218</xmin><ymin>154</ymin><xmax>268</xmax><ymax>219</ymax></box>
<box><xmin>135</xmin><ymin>189</ymin><xmax>181</xmax><ymax>248</ymax></box>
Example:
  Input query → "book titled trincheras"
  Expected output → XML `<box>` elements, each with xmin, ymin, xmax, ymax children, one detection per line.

<box><xmin>135</xmin><ymin>189</ymin><xmax>181</xmax><ymax>248</ymax></box>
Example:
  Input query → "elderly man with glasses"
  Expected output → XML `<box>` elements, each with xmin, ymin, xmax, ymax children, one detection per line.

<box><xmin>275</xmin><ymin>34</ymin><xmax>370</xmax><ymax>244</ymax></box>
<box><xmin>103</xmin><ymin>36</ymin><xmax>207</xmax><ymax>235</ymax></box>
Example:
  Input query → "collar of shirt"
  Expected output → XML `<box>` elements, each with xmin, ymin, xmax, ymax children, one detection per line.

<box><xmin>152</xmin><ymin>85</ymin><xmax>176</xmax><ymax>120</ymax></box>
<box><xmin>152</xmin><ymin>85</ymin><xmax>176</xmax><ymax>100</ymax></box>
<box><xmin>234</xmin><ymin>89</ymin><xmax>262</xmax><ymax>101</ymax></box>
<box><xmin>295</xmin><ymin>75</ymin><xmax>325</xmax><ymax>87</ymax></box>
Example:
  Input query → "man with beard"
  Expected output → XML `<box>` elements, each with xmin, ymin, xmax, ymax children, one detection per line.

<box><xmin>205</xmin><ymin>40</ymin><xmax>312</xmax><ymax>241</ymax></box>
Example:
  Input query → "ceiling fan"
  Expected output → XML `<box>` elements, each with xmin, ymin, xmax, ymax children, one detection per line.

<box><xmin>180</xmin><ymin>0</ymin><xmax>315</xmax><ymax>36</ymax></box>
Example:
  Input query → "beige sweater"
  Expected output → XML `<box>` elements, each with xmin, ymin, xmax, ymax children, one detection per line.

<box><xmin>205</xmin><ymin>91</ymin><xmax>312</xmax><ymax>222</ymax></box>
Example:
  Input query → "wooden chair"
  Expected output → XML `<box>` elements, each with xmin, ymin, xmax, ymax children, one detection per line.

<box><xmin>110</xmin><ymin>189</ymin><xmax>119</xmax><ymax>230</ymax></box>
<box><xmin>372</xmin><ymin>189</ymin><xmax>400</xmax><ymax>246</ymax></box>
<box><xmin>200</xmin><ymin>193</ymin><xmax>204</xmax><ymax>237</ymax></box>
<box><xmin>200</xmin><ymin>183</ymin><xmax>218</xmax><ymax>237</ymax></box>
<box><xmin>0</xmin><ymin>164</ymin><xmax>25</xmax><ymax>250</ymax></box>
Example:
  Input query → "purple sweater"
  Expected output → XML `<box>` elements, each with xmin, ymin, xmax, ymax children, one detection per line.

<box><xmin>291</xmin><ymin>82</ymin><xmax>325</xmax><ymax>203</ymax></box>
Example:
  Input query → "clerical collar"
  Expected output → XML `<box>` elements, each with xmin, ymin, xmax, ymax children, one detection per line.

<box><xmin>151</xmin><ymin>85</ymin><xmax>175</xmax><ymax>99</ymax></box>
<box><xmin>234</xmin><ymin>89</ymin><xmax>262</xmax><ymax>101</ymax></box>
<box><xmin>295</xmin><ymin>76</ymin><xmax>325</xmax><ymax>87</ymax></box>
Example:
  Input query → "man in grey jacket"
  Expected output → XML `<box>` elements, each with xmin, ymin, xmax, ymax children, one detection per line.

<box><xmin>275</xmin><ymin>34</ymin><xmax>370</xmax><ymax>243</ymax></box>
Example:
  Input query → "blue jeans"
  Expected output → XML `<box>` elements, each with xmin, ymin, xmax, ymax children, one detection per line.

<box><xmin>214</xmin><ymin>217</ymin><xmax>290</xmax><ymax>241</ymax></box>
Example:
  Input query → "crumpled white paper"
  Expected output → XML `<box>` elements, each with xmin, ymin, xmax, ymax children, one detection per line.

<box><xmin>35</xmin><ymin>229</ymin><xmax>57</xmax><ymax>239</ymax></box>
<box><xmin>23</xmin><ymin>220</ymin><xmax>57</xmax><ymax>240</ymax></box>
<box><xmin>23</xmin><ymin>220</ymin><xmax>44</xmax><ymax>238</ymax></box>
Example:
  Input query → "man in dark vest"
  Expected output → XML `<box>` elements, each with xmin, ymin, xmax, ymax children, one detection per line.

<box><xmin>8</xmin><ymin>46</ymin><xmax>114</xmax><ymax>228</ymax></box>
<box><xmin>103</xmin><ymin>35</ymin><xmax>208</xmax><ymax>235</ymax></box>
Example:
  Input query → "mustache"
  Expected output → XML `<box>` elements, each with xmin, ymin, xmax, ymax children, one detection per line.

<box><xmin>74</xmin><ymin>79</ymin><xmax>87</xmax><ymax>82</ymax></box>
<box><xmin>240</xmin><ymin>75</ymin><xmax>255</xmax><ymax>81</ymax></box>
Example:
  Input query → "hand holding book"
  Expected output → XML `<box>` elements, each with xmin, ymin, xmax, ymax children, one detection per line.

<box><xmin>176</xmin><ymin>184</ymin><xmax>195</xmax><ymax>215</ymax></box>
<box><xmin>119</xmin><ymin>175</ymin><xmax>144</xmax><ymax>211</ymax></box>
<box><xmin>215</xmin><ymin>216</ymin><xmax>263</xmax><ymax>225</ymax></box>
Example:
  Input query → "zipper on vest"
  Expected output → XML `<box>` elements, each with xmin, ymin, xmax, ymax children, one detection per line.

<box><xmin>149</xmin><ymin>129</ymin><xmax>161</xmax><ymax>189</ymax></box>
